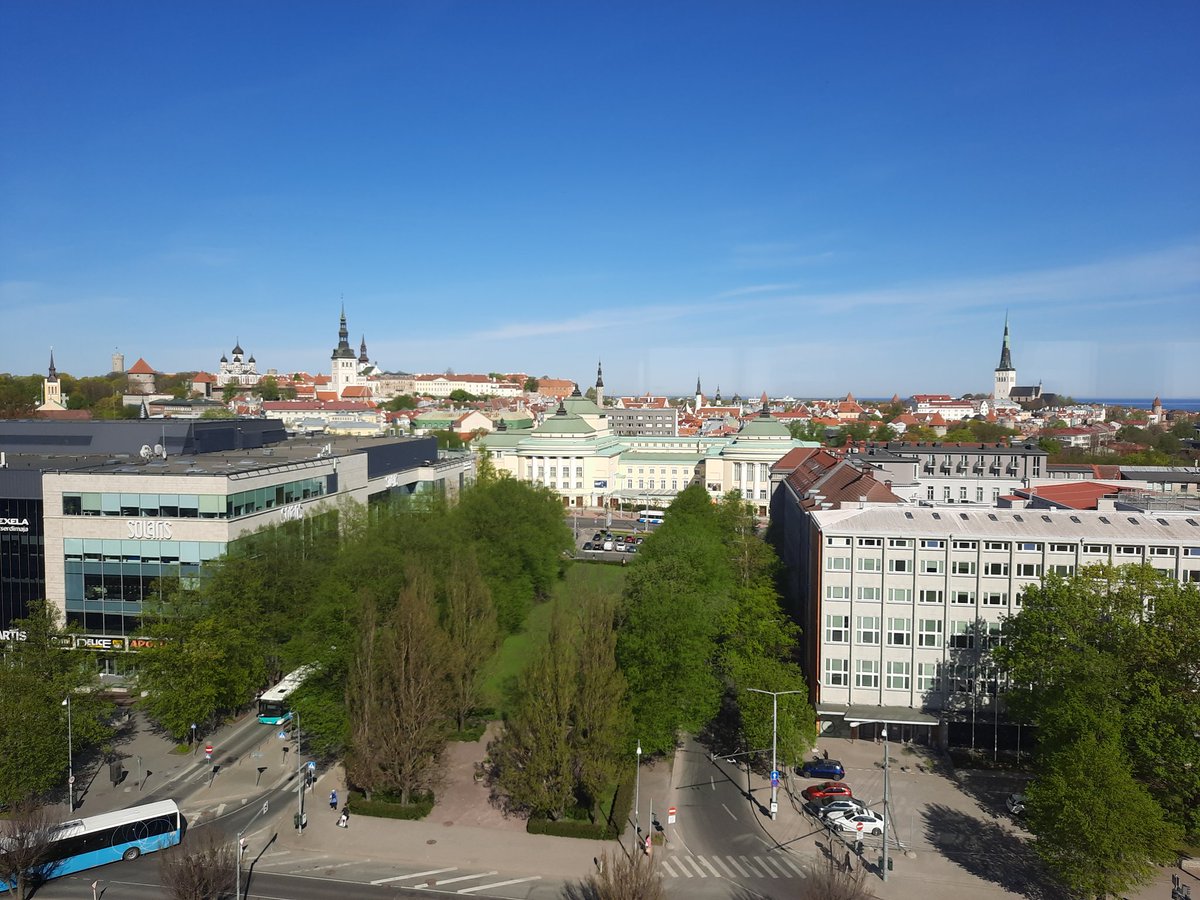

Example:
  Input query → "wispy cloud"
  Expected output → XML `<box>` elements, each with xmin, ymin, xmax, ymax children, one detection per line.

<box><xmin>731</xmin><ymin>242</ymin><xmax>836</xmax><ymax>270</ymax></box>
<box><xmin>468</xmin><ymin>304</ymin><xmax>700</xmax><ymax>342</ymax></box>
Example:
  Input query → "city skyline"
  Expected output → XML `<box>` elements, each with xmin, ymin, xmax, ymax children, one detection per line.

<box><xmin>2</xmin><ymin>3</ymin><xmax>1198</xmax><ymax>397</ymax></box>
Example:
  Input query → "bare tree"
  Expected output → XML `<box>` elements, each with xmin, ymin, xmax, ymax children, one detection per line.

<box><xmin>797</xmin><ymin>849</ymin><xmax>878</xmax><ymax>900</ymax></box>
<box><xmin>562</xmin><ymin>849</ymin><xmax>664</xmax><ymax>900</ymax></box>
<box><xmin>158</xmin><ymin>829</ymin><xmax>235</xmax><ymax>900</ymax></box>
<box><xmin>0</xmin><ymin>801</ymin><xmax>62</xmax><ymax>899</ymax></box>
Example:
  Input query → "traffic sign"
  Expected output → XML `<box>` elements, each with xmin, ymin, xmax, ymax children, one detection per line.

<box><xmin>68</xmin><ymin>775</ymin><xmax>75</xmax><ymax>785</ymax></box>
<box><xmin>856</xmin><ymin>821</ymin><xmax>864</xmax><ymax>832</ymax></box>
<box><xmin>278</xmin><ymin>731</ymin><xmax>287</xmax><ymax>739</ymax></box>
<box><xmin>306</xmin><ymin>761</ymin><xmax>317</xmax><ymax>771</ymax></box>
<box><xmin>667</xmin><ymin>806</ymin><xmax>676</xmax><ymax>824</ymax></box>
<box><xmin>770</xmin><ymin>770</ymin><xmax>779</xmax><ymax>780</ymax></box>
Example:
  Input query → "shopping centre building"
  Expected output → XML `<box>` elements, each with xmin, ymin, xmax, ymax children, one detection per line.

<box><xmin>0</xmin><ymin>419</ymin><xmax>472</xmax><ymax>643</ymax></box>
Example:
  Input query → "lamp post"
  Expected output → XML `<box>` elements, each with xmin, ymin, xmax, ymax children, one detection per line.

<box><xmin>236</xmin><ymin>800</ymin><xmax>269</xmax><ymax>900</ymax></box>
<box><xmin>747</xmin><ymin>688</ymin><xmax>803</xmax><ymax>820</ymax></box>
<box><xmin>634</xmin><ymin>740</ymin><xmax>642</xmax><ymax>843</ymax></box>
<box><xmin>880</xmin><ymin>727</ymin><xmax>890</xmax><ymax>881</ymax></box>
<box><xmin>62</xmin><ymin>697</ymin><xmax>74</xmax><ymax>812</ymax></box>
<box><xmin>295</xmin><ymin>711</ymin><xmax>304</xmax><ymax>833</ymax></box>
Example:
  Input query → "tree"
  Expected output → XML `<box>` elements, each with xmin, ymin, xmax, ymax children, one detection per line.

<box><xmin>448</xmin><ymin>389</ymin><xmax>478</xmax><ymax>403</ymax></box>
<box><xmin>491</xmin><ymin>607</ymin><xmax>577</xmax><ymax>818</ymax></box>
<box><xmin>158</xmin><ymin>829</ymin><xmax>236</xmax><ymax>900</ymax></box>
<box><xmin>441</xmin><ymin>554</ymin><xmax>500</xmax><ymax>731</ymax></box>
<box><xmin>570</xmin><ymin>591</ymin><xmax>630</xmax><ymax>809</ymax></box>
<box><xmin>1027</xmin><ymin>732</ymin><xmax>1181</xmax><ymax>898</ymax></box>
<box><xmin>797</xmin><ymin>853</ymin><xmax>877</xmax><ymax>899</ymax></box>
<box><xmin>563</xmin><ymin>849</ymin><xmax>664</xmax><ymax>900</ymax></box>
<box><xmin>257</xmin><ymin>375</ymin><xmax>280</xmax><ymax>401</ymax></box>
<box><xmin>870</xmin><ymin>423</ymin><xmax>896</xmax><ymax>442</ymax></box>
<box><xmin>0</xmin><ymin>602</ymin><xmax>114</xmax><ymax>806</ymax></box>
<box><xmin>0</xmin><ymin>374</ymin><xmax>42</xmax><ymax>418</ymax></box>
<box><xmin>222</xmin><ymin>382</ymin><xmax>239</xmax><ymax>402</ymax></box>
<box><xmin>199</xmin><ymin>408</ymin><xmax>235</xmax><ymax>419</ymax></box>
<box><xmin>387</xmin><ymin>394</ymin><xmax>417</xmax><ymax>411</ymax></box>
<box><xmin>523</xmin><ymin>376</ymin><xmax>538</xmax><ymax>393</ymax></box>
<box><xmin>0</xmin><ymin>801</ymin><xmax>63</xmax><ymax>899</ymax></box>
<box><xmin>345</xmin><ymin>566</ymin><xmax>452</xmax><ymax>804</ymax></box>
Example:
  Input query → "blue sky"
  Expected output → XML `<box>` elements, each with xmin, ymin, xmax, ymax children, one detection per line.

<box><xmin>2</xmin><ymin>2</ymin><xmax>1198</xmax><ymax>398</ymax></box>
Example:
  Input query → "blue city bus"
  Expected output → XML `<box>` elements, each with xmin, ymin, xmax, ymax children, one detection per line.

<box><xmin>257</xmin><ymin>666</ymin><xmax>314</xmax><ymax>724</ymax></box>
<box><xmin>0</xmin><ymin>800</ymin><xmax>183</xmax><ymax>890</ymax></box>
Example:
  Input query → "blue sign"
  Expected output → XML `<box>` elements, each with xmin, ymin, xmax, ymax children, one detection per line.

<box><xmin>278</xmin><ymin>731</ymin><xmax>288</xmax><ymax>739</ymax></box>
<box><xmin>307</xmin><ymin>761</ymin><xmax>317</xmax><ymax>771</ymax></box>
<box><xmin>770</xmin><ymin>770</ymin><xmax>780</xmax><ymax>780</ymax></box>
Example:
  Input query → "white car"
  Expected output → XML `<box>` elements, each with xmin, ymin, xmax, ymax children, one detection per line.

<box><xmin>602</xmin><ymin>540</ymin><xmax>614</xmax><ymax>551</ymax></box>
<box><xmin>829</xmin><ymin>810</ymin><xmax>885</xmax><ymax>836</ymax></box>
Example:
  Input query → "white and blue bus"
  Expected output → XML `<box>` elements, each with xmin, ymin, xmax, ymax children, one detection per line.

<box><xmin>257</xmin><ymin>666</ymin><xmax>314</xmax><ymax>724</ymax></box>
<box><xmin>0</xmin><ymin>800</ymin><xmax>183</xmax><ymax>889</ymax></box>
<box><xmin>637</xmin><ymin>509</ymin><xmax>664</xmax><ymax>525</ymax></box>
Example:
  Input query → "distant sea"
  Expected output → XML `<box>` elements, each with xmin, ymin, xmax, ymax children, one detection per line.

<box><xmin>1076</xmin><ymin>398</ymin><xmax>1200</xmax><ymax>413</ymax></box>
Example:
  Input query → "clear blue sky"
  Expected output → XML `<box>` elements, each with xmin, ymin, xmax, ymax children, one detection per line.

<box><xmin>2</xmin><ymin>1</ymin><xmax>1198</xmax><ymax>398</ymax></box>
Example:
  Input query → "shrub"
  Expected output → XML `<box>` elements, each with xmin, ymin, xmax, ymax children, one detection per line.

<box><xmin>348</xmin><ymin>790</ymin><xmax>434</xmax><ymax>820</ymax></box>
<box><xmin>526</xmin><ymin>817</ymin><xmax>607</xmax><ymax>839</ymax></box>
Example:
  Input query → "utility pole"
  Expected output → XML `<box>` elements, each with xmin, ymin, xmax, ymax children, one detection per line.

<box><xmin>236</xmin><ymin>801</ymin><xmax>269</xmax><ymax>900</ymax></box>
<box><xmin>881</xmin><ymin>727</ymin><xmax>890</xmax><ymax>881</ymax></box>
<box><xmin>634</xmin><ymin>740</ymin><xmax>642</xmax><ymax>845</ymax></box>
<box><xmin>747</xmin><ymin>688</ymin><xmax>803</xmax><ymax>821</ymax></box>
<box><xmin>295</xmin><ymin>711</ymin><xmax>304</xmax><ymax>832</ymax></box>
<box><xmin>62</xmin><ymin>697</ymin><xmax>73</xmax><ymax>812</ymax></box>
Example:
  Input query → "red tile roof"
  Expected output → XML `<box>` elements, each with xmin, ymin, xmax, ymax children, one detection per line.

<box><xmin>1015</xmin><ymin>482</ymin><xmax>1126</xmax><ymax>510</ymax></box>
<box><xmin>127</xmin><ymin>358</ymin><xmax>156</xmax><ymax>375</ymax></box>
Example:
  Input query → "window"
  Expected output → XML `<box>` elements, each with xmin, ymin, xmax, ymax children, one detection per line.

<box><xmin>886</xmin><ymin>661</ymin><xmax>911</xmax><ymax>691</ymax></box>
<box><xmin>982</xmin><ymin>591</ymin><xmax>1007</xmax><ymax>606</ymax></box>
<box><xmin>856</xmin><ymin>616</ymin><xmax>880</xmax><ymax>645</ymax></box>
<box><xmin>857</xmin><ymin>556</ymin><xmax>881</xmax><ymax>572</ymax></box>
<box><xmin>1184</xmin><ymin>547</ymin><xmax>1200</xmax><ymax>557</ymax></box>
<box><xmin>1016</xmin><ymin>542</ymin><xmax>1042</xmax><ymax>552</ymax></box>
<box><xmin>1083</xmin><ymin>544</ymin><xmax>1110</xmax><ymax>555</ymax></box>
<box><xmin>951</xmin><ymin>590</ymin><xmax>976</xmax><ymax>605</ymax></box>
<box><xmin>827</xmin><ymin>536</ymin><xmax>851</xmax><ymax>547</ymax></box>
<box><xmin>976</xmin><ymin>487</ymin><xmax>984</xmax><ymax>502</ymax></box>
<box><xmin>888</xmin><ymin>538</ymin><xmax>912</xmax><ymax>548</ymax></box>
<box><xmin>732</xmin><ymin>462</ymin><xmax>742</xmax><ymax>482</ymax></box>
<box><xmin>888</xmin><ymin>587</ymin><xmax>913</xmax><ymax>603</ymax></box>
<box><xmin>826</xmin><ymin>556</ymin><xmax>851</xmax><ymax>572</ymax></box>
<box><xmin>952</xmin><ymin>560</ymin><xmax>976</xmax><ymax>575</ymax></box>
<box><xmin>825</xmin><ymin>614</ymin><xmax>849</xmax><ymax>643</ymax></box>
<box><xmin>826</xmin><ymin>585</ymin><xmax>850</xmax><ymax>600</ymax></box>
<box><xmin>887</xmin><ymin>617</ymin><xmax>911</xmax><ymax>646</ymax></box>
<box><xmin>918</xmin><ymin>588</ymin><xmax>944</xmax><ymax>604</ymax></box>
<box><xmin>855</xmin><ymin>659</ymin><xmax>879</xmax><ymax>689</ymax></box>
<box><xmin>949</xmin><ymin>620</ymin><xmax>975</xmax><ymax>649</ymax></box>
<box><xmin>920</xmin><ymin>558</ymin><xmax>945</xmax><ymax>574</ymax></box>
<box><xmin>1050</xmin><ymin>543</ymin><xmax>1074</xmax><ymax>553</ymax></box>
<box><xmin>1016</xmin><ymin>563</ymin><xmax>1041</xmax><ymax>578</ymax></box>
<box><xmin>953</xmin><ymin>540</ymin><xmax>977</xmax><ymax>550</ymax></box>
<box><xmin>991</xmin><ymin>488</ymin><xmax>1000</xmax><ymax>502</ymax></box>
<box><xmin>825</xmin><ymin>658</ymin><xmax>849</xmax><ymax>687</ymax></box>
<box><xmin>760</xmin><ymin>463</ymin><xmax>769</xmax><ymax>481</ymax></box>
<box><xmin>927</xmin><ymin>486</ymin><xmax>935</xmax><ymax>501</ymax></box>
<box><xmin>984</xmin><ymin>541</ymin><xmax>1009</xmax><ymax>551</ymax></box>
<box><xmin>1149</xmin><ymin>546</ymin><xmax>1177</xmax><ymax>557</ymax></box>
<box><xmin>857</xmin><ymin>586</ymin><xmax>881</xmax><ymax>602</ymax></box>
<box><xmin>960</xmin><ymin>487</ymin><xmax>968</xmax><ymax>501</ymax></box>
<box><xmin>983</xmin><ymin>562</ymin><xmax>1009</xmax><ymax>576</ymax></box>
<box><xmin>1051</xmin><ymin>564</ymin><xmax>1075</xmax><ymax>576</ymax></box>
<box><xmin>1116</xmin><ymin>545</ymin><xmax>1140</xmax><ymax>556</ymax></box>
<box><xmin>917</xmin><ymin>662</ymin><xmax>940</xmax><ymax>692</ymax></box>
<box><xmin>943</xmin><ymin>487</ymin><xmax>952</xmax><ymax>501</ymax></box>
<box><xmin>921</xmin><ymin>539</ymin><xmax>945</xmax><ymax>549</ymax></box>
<box><xmin>918</xmin><ymin>619</ymin><xmax>943</xmax><ymax>647</ymax></box>
<box><xmin>857</xmin><ymin>537</ymin><xmax>882</xmax><ymax>548</ymax></box>
<box><xmin>888</xmin><ymin>558</ymin><xmax>912</xmax><ymax>573</ymax></box>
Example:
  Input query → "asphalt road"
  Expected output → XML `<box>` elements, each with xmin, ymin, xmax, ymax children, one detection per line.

<box><xmin>666</xmin><ymin>738</ymin><xmax>811</xmax><ymax>900</ymax></box>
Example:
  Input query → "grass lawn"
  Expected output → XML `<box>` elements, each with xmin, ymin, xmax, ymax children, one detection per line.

<box><xmin>479</xmin><ymin>562</ymin><xmax>625</xmax><ymax>717</ymax></box>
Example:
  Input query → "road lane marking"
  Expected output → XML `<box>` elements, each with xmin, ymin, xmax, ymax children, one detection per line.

<box><xmin>711</xmin><ymin>856</ymin><xmax>738</xmax><ymax>877</ymax></box>
<box><xmin>370</xmin><ymin>867</ymin><xmax>456</xmax><ymax>885</ymax></box>
<box><xmin>710</xmin><ymin>776</ymin><xmax>716</xmax><ymax>790</ymax></box>
<box><xmin>721</xmin><ymin>803</ymin><xmax>738</xmax><ymax>820</ymax></box>
<box><xmin>761</xmin><ymin>856</ymin><xmax>793</xmax><ymax>877</ymax></box>
<box><xmin>687</xmin><ymin>857</ymin><xmax>711</xmax><ymax>877</ymax></box>
<box><xmin>697</xmin><ymin>857</ymin><xmax>721</xmax><ymax>877</ymax></box>
<box><xmin>725</xmin><ymin>856</ymin><xmax>750</xmax><ymax>877</ymax></box>
<box><xmin>738</xmin><ymin>855</ymin><xmax>763</xmax><ymax>876</ymax></box>
<box><xmin>660</xmin><ymin>858</ymin><xmax>679</xmax><ymax>877</ymax></box>
<box><xmin>414</xmin><ymin>870</ymin><xmax>498</xmax><ymax>888</ymax></box>
<box><xmin>775</xmin><ymin>855</ymin><xmax>805</xmax><ymax>875</ymax></box>
<box><xmin>753</xmin><ymin>856</ymin><xmax>779</xmax><ymax>878</ymax></box>
<box><xmin>457</xmin><ymin>876</ymin><xmax>541</xmax><ymax>893</ymax></box>
<box><xmin>673</xmin><ymin>857</ymin><xmax>694</xmax><ymax>877</ymax></box>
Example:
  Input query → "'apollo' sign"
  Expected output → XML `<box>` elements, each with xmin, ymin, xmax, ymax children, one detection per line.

<box><xmin>127</xmin><ymin>520</ymin><xmax>173</xmax><ymax>540</ymax></box>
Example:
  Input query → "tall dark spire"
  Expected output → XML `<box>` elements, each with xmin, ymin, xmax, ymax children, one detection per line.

<box><xmin>47</xmin><ymin>349</ymin><xmax>57</xmax><ymax>381</ymax></box>
<box><xmin>696</xmin><ymin>376</ymin><xmax>702</xmax><ymax>395</ymax></box>
<box><xmin>595</xmin><ymin>360</ymin><xmax>604</xmax><ymax>388</ymax></box>
<box><xmin>359</xmin><ymin>335</ymin><xmax>369</xmax><ymax>364</ymax></box>
<box><xmin>332</xmin><ymin>304</ymin><xmax>355</xmax><ymax>358</ymax></box>
<box><xmin>997</xmin><ymin>313</ymin><xmax>1014</xmax><ymax>371</ymax></box>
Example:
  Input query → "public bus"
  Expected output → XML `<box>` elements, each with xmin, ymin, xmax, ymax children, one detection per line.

<box><xmin>0</xmin><ymin>800</ymin><xmax>183</xmax><ymax>890</ymax></box>
<box><xmin>256</xmin><ymin>666</ymin><xmax>314</xmax><ymax>724</ymax></box>
<box><xmin>637</xmin><ymin>509</ymin><xmax>664</xmax><ymax>525</ymax></box>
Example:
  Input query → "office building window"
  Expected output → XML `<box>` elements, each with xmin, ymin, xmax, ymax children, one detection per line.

<box><xmin>952</xmin><ymin>560</ymin><xmax>976</xmax><ymax>575</ymax></box>
<box><xmin>888</xmin><ymin>587</ymin><xmax>913</xmax><ymax>603</ymax></box>
<box><xmin>887</xmin><ymin>617</ymin><xmax>911</xmax><ymax>646</ymax></box>
<box><xmin>983</xmin><ymin>562</ymin><xmax>1009</xmax><ymax>576</ymax></box>
<box><xmin>855</xmin><ymin>659</ymin><xmax>880</xmax><ymax>689</ymax></box>
<box><xmin>920</xmin><ymin>558</ymin><xmax>945</xmax><ymax>574</ymax></box>
<box><xmin>949</xmin><ymin>620</ymin><xmax>975</xmax><ymax>649</ymax></box>
<box><xmin>917</xmin><ymin>662</ymin><xmax>939</xmax><ymax>693</ymax></box>
<box><xmin>826</xmin><ymin>556</ymin><xmax>851</xmax><ymax>572</ymax></box>
<box><xmin>825</xmin><ymin>658</ymin><xmax>849</xmax><ymax>687</ymax></box>
<box><xmin>826</xmin><ymin>585</ymin><xmax>850</xmax><ymax>600</ymax></box>
<box><xmin>918</xmin><ymin>619</ymin><xmax>943</xmax><ymax>647</ymax></box>
<box><xmin>856</xmin><ymin>616</ymin><xmax>880</xmax><ymax>645</ymax></box>
<box><xmin>886</xmin><ymin>661</ymin><xmax>911</xmax><ymax>691</ymax></box>
<box><xmin>857</xmin><ymin>586</ymin><xmax>881</xmax><ymax>602</ymax></box>
<box><xmin>857</xmin><ymin>556</ymin><xmax>881</xmax><ymax>572</ymax></box>
<box><xmin>825</xmin><ymin>614</ymin><xmax>849</xmax><ymax>643</ymax></box>
<box><xmin>888</xmin><ymin>558</ymin><xmax>911</xmax><ymax>573</ymax></box>
<box><xmin>918</xmin><ymin>589</ymin><xmax>944</xmax><ymax>604</ymax></box>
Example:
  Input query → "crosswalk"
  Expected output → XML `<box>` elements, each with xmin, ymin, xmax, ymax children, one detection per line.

<box><xmin>657</xmin><ymin>853</ymin><xmax>806</xmax><ymax>880</ymax></box>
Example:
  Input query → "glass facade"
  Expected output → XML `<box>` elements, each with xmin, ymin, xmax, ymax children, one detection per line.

<box><xmin>63</xmin><ymin>538</ymin><xmax>226</xmax><ymax>632</ymax></box>
<box><xmin>1</xmin><ymin>498</ymin><xmax>44</xmax><ymax>628</ymax></box>
<box><xmin>61</xmin><ymin>477</ymin><xmax>328</xmax><ymax>521</ymax></box>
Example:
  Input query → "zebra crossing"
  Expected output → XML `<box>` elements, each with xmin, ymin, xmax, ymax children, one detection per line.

<box><xmin>657</xmin><ymin>852</ymin><xmax>806</xmax><ymax>880</ymax></box>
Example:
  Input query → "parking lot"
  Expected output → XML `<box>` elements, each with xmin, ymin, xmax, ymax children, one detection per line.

<box><xmin>574</xmin><ymin>525</ymin><xmax>654</xmax><ymax>561</ymax></box>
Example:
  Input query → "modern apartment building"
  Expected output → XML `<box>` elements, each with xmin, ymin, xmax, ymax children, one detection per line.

<box><xmin>845</xmin><ymin>441</ymin><xmax>1048</xmax><ymax>505</ymax></box>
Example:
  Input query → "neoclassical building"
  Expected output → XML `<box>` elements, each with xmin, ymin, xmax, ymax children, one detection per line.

<box><xmin>478</xmin><ymin>386</ymin><xmax>813</xmax><ymax>516</ymax></box>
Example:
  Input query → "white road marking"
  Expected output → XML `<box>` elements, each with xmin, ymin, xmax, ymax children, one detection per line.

<box><xmin>753</xmin><ymin>856</ymin><xmax>779</xmax><ymax>878</ymax></box>
<box><xmin>457</xmin><ymin>876</ymin><xmax>541</xmax><ymax>894</ymax></box>
<box><xmin>725</xmin><ymin>856</ymin><xmax>750</xmax><ymax>877</ymax></box>
<box><xmin>697</xmin><ymin>857</ymin><xmax>721</xmax><ymax>877</ymax></box>
<box><xmin>738</xmin><ymin>855</ymin><xmax>763</xmax><ymax>876</ymax></box>
<box><xmin>687</xmin><ymin>857</ymin><xmax>710</xmax><ymax>877</ymax></box>
<box><xmin>369</xmin><ymin>867</ymin><xmax>456</xmax><ymax>885</ymax></box>
<box><xmin>711</xmin><ymin>856</ymin><xmax>738</xmax><ymax>877</ymax></box>
<box><xmin>710</xmin><ymin>776</ymin><xmax>716</xmax><ymax>790</ymax></box>
<box><xmin>721</xmin><ymin>803</ymin><xmax>738</xmax><ymax>820</ymax></box>
<box><xmin>213</xmin><ymin>803</ymin><xmax>227</xmax><ymax>817</ymax></box>
<box><xmin>775</xmin><ymin>855</ymin><xmax>805</xmax><ymax>875</ymax></box>
<box><xmin>761</xmin><ymin>856</ymin><xmax>794</xmax><ymax>877</ymax></box>
<box><xmin>660</xmin><ymin>858</ymin><xmax>679</xmax><ymax>877</ymax></box>
<box><xmin>413</xmin><ymin>870</ymin><xmax>498</xmax><ymax>888</ymax></box>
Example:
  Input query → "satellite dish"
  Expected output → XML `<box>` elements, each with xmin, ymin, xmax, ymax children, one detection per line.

<box><xmin>154</xmin><ymin>443</ymin><xmax>166</xmax><ymax>458</ymax></box>
<box><xmin>139</xmin><ymin>445</ymin><xmax>152</xmax><ymax>459</ymax></box>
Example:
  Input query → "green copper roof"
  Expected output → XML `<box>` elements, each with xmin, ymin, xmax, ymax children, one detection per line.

<box><xmin>562</xmin><ymin>394</ymin><xmax>605</xmax><ymax>417</ymax></box>
<box><xmin>534</xmin><ymin>412</ymin><xmax>596</xmax><ymax>436</ymax></box>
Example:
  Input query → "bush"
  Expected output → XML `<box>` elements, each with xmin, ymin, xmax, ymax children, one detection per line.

<box><xmin>526</xmin><ymin>817</ymin><xmax>607</xmax><ymax>839</ymax></box>
<box><xmin>348</xmin><ymin>790</ymin><xmax>434</xmax><ymax>820</ymax></box>
<box><xmin>602</xmin><ymin>776</ymin><xmax>635</xmax><ymax>839</ymax></box>
<box><xmin>448</xmin><ymin>721</ymin><xmax>487</xmax><ymax>743</ymax></box>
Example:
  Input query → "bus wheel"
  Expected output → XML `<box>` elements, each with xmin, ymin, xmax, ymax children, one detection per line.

<box><xmin>122</xmin><ymin>847</ymin><xmax>141</xmax><ymax>861</ymax></box>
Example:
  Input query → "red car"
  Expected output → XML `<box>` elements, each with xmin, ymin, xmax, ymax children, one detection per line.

<box><xmin>801</xmin><ymin>781</ymin><xmax>854</xmax><ymax>801</ymax></box>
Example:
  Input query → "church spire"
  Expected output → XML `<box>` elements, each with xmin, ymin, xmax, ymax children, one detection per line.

<box><xmin>332</xmin><ymin>303</ymin><xmax>355</xmax><ymax>359</ymax></box>
<box><xmin>359</xmin><ymin>335</ymin><xmax>369</xmax><ymax>364</ymax></box>
<box><xmin>47</xmin><ymin>349</ymin><xmax>57</xmax><ymax>381</ymax></box>
<box><xmin>997</xmin><ymin>312</ymin><xmax>1014</xmax><ymax>371</ymax></box>
<box><xmin>595</xmin><ymin>360</ymin><xmax>604</xmax><ymax>389</ymax></box>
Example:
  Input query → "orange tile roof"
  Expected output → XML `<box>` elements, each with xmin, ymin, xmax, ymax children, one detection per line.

<box><xmin>127</xmin><ymin>357</ymin><xmax>156</xmax><ymax>375</ymax></box>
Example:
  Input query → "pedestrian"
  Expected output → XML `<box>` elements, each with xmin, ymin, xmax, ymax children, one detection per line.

<box><xmin>329</xmin><ymin>789</ymin><xmax>338</xmax><ymax>810</ymax></box>
<box><xmin>337</xmin><ymin>805</ymin><xmax>349</xmax><ymax>828</ymax></box>
<box><xmin>823</xmin><ymin>749</ymin><xmax>829</xmax><ymax>761</ymax></box>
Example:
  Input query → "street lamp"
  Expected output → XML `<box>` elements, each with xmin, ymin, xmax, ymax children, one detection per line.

<box><xmin>62</xmin><ymin>697</ymin><xmax>74</xmax><ymax>812</ymax></box>
<box><xmin>880</xmin><ymin>727</ymin><xmax>891</xmax><ymax>881</ymax></box>
<box><xmin>634</xmin><ymin>740</ymin><xmax>642</xmax><ymax>842</ymax></box>
<box><xmin>746</xmin><ymin>688</ymin><xmax>803</xmax><ymax>820</ymax></box>
<box><xmin>236</xmin><ymin>800</ymin><xmax>269</xmax><ymax>900</ymax></box>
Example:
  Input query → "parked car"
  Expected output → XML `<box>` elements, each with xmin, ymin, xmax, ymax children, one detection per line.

<box><xmin>801</xmin><ymin>781</ymin><xmax>853</xmax><ymax>801</ymax></box>
<box><xmin>1006</xmin><ymin>793</ymin><xmax>1026</xmax><ymax>816</ymax></box>
<box><xmin>635</xmin><ymin>537</ymin><xmax>645</xmax><ymax>544</ymax></box>
<box><xmin>627</xmin><ymin>545</ymin><xmax>638</xmax><ymax>554</ymax></box>
<box><xmin>602</xmin><ymin>540</ymin><xmax>614</xmax><ymax>551</ymax></box>
<box><xmin>592</xmin><ymin>532</ymin><xmax>602</xmax><ymax>541</ymax></box>
<box><xmin>799</xmin><ymin>759</ymin><xmax>846</xmax><ymax>780</ymax></box>
<box><xmin>624</xmin><ymin>535</ymin><xmax>635</xmax><ymax>543</ymax></box>
<box><xmin>583</xmin><ymin>542</ymin><xmax>593</xmax><ymax>551</ymax></box>
<box><xmin>812</xmin><ymin>798</ymin><xmax>868</xmax><ymax>820</ymax></box>
<box><xmin>829</xmin><ymin>810</ymin><xmax>885</xmax><ymax>836</ymax></box>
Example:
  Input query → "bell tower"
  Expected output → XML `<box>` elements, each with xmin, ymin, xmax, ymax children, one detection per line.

<box><xmin>993</xmin><ymin>314</ymin><xmax>1016</xmax><ymax>400</ymax></box>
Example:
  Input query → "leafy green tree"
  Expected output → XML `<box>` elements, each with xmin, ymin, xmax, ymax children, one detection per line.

<box><xmin>787</xmin><ymin>420</ymin><xmax>822</xmax><ymax>442</ymax></box>
<box><xmin>199</xmin><ymin>408</ymin><xmax>235</xmax><ymax>419</ymax></box>
<box><xmin>523</xmin><ymin>376</ymin><xmax>539</xmax><ymax>393</ymax></box>
<box><xmin>871</xmin><ymin>423</ymin><xmax>897</xmax><ymax>442</ymax></box>
<box><xmin>222</xmin><ymin>382</ymin><xmax>239</xmax><ymax>402</ymax></box>
<box><xmin>257</xmin><ymin>375</ymin><xmax>280</xmax><ymax>401</ymax></box>
<box><xmin>570</xmin><ymin>591</ymin><xmax>630</xmax><ymax>809</ymax></box>
<box><xmin>432</xmin><ymin>429</ymin><xmax>466</xmax><ymax>450</ymax></box>
<box><xmin>387</xmin><ymin>394</ymin><xmax>417</xmax><ymax>411</ymax></box>
<box><xmin>0</xmin><ymin>603</ymin><xmax>114</xmax><ymax>806</ymax></box>
<box><xmin>448</xmin><ymin>389</ymin><xmax>478</xmax><ymax>403</ymax></box>
<box><xmin>441</xmin><ymin>554</ymin><xmax>500</xmax><ymax>730</ymax></box>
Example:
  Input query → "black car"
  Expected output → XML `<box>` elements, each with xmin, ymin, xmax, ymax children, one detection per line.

<box><xmin>592</xmin><ymin>532</ymin><xmax>602</xmax><ymax>541</ymax></box>
<box><xmin>583</xmin><ymin>542</ymin><xmax>593</xmax><ymax>551</ymax></box>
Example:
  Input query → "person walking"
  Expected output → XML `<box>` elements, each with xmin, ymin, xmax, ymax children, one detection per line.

<box><xmin>329</xmin><ymin>789</ymin><xmax>338</xmax><ymax>810</ymax></box>
<box><xmin>337</xmin><ymin>805</ymin><xmax>350</xmax><ymax>828</ymax></box>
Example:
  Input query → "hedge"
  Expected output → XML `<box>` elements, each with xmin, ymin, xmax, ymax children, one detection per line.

<box><xmin>348</xmin><ymin>790</ymin><xmax>434</xmax><ymax>820</ymax></box>
<box><xmin>524</xmin><ymin>775</ymin><xmax>636</xmax><ymax>840</ymax></box>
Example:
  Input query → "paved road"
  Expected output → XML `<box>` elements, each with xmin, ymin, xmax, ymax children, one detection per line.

<box><xmin>663</xmin><ymin>738</ymin><xmax>811</xmax><ymax>899</ymax></box>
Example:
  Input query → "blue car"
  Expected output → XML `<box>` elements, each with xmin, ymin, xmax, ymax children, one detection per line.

<box><xmin>799</xmin><ymin>759</ymin><xmax>846</xmax><ymax>780</ymax></box>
